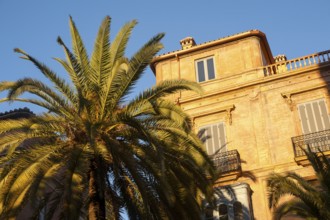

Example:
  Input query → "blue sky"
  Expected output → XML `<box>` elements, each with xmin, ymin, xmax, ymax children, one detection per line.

<box><xmin>1</xmin><ymin>0</ymin><xmax>329</xmax><ymax>113</ymax></box>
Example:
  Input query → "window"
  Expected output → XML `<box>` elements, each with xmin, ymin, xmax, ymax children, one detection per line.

<box><xmin>204</xmin><ymin>206</ymin><xmax>214</xmax><ymax>220</ymax></box>
<box><xmin>233</xmin><ymin>201</ymin><xmax>243</xmax><ymax>220</ymax></box>
<box><xmin>219</xmin><ymin>204</ymin><xmax>228</xmax><ymax>220</ymax></box>
<box><xmin>199</xmin><ymin>122</ymin><xmax>227</xmax><ymax>155</ymax></box>
<box><xmin>209</xmin><ymin>183</ymin><xmax>253</xmax><ymax>220</ymax></box>
<box><xmin>297</xmin><ymin>99</ymin><xmax>330</xmax><ymax>134</ymax></box>
<box><xmin>196</xmin><ymin>57</ymin><xmax>216</xmax><ymax>82</ymax></box>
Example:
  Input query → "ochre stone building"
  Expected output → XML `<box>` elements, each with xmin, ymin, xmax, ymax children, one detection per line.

<box><xmin>151</xmin><ymin>30</ymin><xmax>330</xmax><ymax>220</ymax></box>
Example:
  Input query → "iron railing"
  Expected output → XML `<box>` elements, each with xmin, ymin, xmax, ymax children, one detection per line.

<box><xmin>291</xmin><ymin>129</ymin><xmax>330</xmax><ymax>157</ymax></box>
<box><xmin>212</xmin><ymin>149</ymin><xmax>241</xmax><ymax>173</ymax></box>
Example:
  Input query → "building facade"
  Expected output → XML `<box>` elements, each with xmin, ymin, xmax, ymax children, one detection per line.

<box><xmin>151</xmin><ymin>30</ymin><xmax>330</xmax><ymax>220</ymax></box>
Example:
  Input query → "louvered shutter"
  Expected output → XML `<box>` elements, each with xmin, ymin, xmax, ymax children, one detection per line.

<box><xmin>199</xmin><ymin>122</ymin><xmax>227</xmax><ymax>155</ymax></box>
<box><xmin>298</xmin><ymin>99</ymin><xmax>330</xmax><ymax>134</ymax></box>
<box><xmin>318</xmin><ymin>100</ymin><xmax>330</xmax><ymax>130</ymax></box>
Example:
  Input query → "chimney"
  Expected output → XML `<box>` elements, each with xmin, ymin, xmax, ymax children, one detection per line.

<box><xmin>274</xmin><ymin>54</ymin><xmax>287</xmax><ymax>63</ymax></box>
<box><xmin>274</xmin><ymin>54</ymin><xmax>288</xmax><ymax>73</ymax></box>
<box><xmin>180</xmin><ymin>37</ymin><xmax>196</xmax><ymax>50</ymax></box>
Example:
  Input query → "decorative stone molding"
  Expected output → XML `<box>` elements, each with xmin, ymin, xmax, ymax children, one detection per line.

<box><xmin>249</xmin><ymin>87</ymin><xmax>261</xmax><ymax>101</ymax></box>
<box><xmin>281</xmin><ymin>83</ymin><xmax>328</xmax><ymax>111</ymax></box>
<box><xmin>192</xmin><ymin>104</ymin><xmax>235</xmax><ymax>125</ymax></box>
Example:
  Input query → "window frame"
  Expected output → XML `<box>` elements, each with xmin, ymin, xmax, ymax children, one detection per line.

<box><xmin>195</xmin><ymin>56</ymin><xmax>216</xmax><ymax>83</ymax></box>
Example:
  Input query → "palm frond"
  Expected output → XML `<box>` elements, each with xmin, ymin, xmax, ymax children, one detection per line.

<box><xmin>0</xmin><ymin>97</ymin><xmax>71</xmax><ymax>117</ymax></box>
<box><xmin>0</xmin><ymin>144</ymin><xmax>64</xmax><ymax>217</ymax></box>
<box><xmin>267</xmin><ymin>148</ymin><xmax>330</xmax><ymax>219</ymax></box>
<box><xmin>272</xmin><ymin>199</ymin><xmax>318</xmax><ymax>220</ymax></box>
<box><xmin>90</xmin><ymin>16</ymin><xmax>111</xmax><ymax>86</ymax></box>
<box><xmin>68</xmin><ymin>16</ymin><xmax>96</xmax><ymax>86</ymax></box>
<box><xmin>13</xmin><ymin>48</ymin><xmax>77</xmax><ymax>105</ymax></box>
<box><xmin>5</xmin><ymin>78</ymin><xmax>75</xmax><ymax>116</ymax></box>
<box><xmin>61</xmin><ymin>145</ymin><xmax>90</xmax><ymax>219</ymax></box>
<box><xmin>109</xmin><ymin>20</ymin><xmax>137</xmax><ymax>69</ymax></box>
<box><xmin>108</xmin><ymin>33</ymin><xmax>164</xmax><ymax>109</ymax></box>
<box><xmin>134</xmin><ymin>79</ymin><xmax>203</xmax><ymax>102</ymax></box>
<box><xmin>0</xmin><ymin>81</ymin><xmax>16</xmax><ymax>92</ymax></box>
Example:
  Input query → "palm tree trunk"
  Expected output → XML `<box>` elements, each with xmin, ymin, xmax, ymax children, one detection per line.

<box><xmin>88</xmin><ymin>159</ymin><xmax>106</xmax><ymax>220</ymax></box>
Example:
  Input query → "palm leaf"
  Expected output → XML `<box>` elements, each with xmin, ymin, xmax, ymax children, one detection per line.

<box><xmin>68</xmin><ymin>16</ymin><xmax>96</xmax><ymax>86</ymax></box>
<box><xmin>14</xmin><ymin>48</ymin><xmax>77</xmax><ymax>105</ymax></box>
<box><xmin>90</xmin><ymin>16</ymin><xmax>111</xmax><ymax>85</ymax></box>
<box><xmin>109</xmin><ymin>33</ymin><xmax>164</xmax><ymax>108</ymax></box>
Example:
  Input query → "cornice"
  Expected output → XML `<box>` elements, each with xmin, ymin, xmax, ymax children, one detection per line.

<box><xmin>178</xmin><ymin>63</ymin><xmax>330</xmax><ymax>105</ymax></box>
<box><xmin>191</xmin><ymin>104</ymin><xmax>235</xmax><ymax>125</ymax></box>
<box><xmin>281</xmin><ymin>83</ymin><xmax>329</xmax><ymax>111</ymax></box>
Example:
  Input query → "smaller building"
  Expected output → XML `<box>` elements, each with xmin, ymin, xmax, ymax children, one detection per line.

<box><xmin>0</xmin><ymin>107</ymin><xmax>35</xmax><ymax>156</ymax></box>
<box><xmin>0</xmin><ymin>107</ymin><xmax>34</xmax><ymax>120</ymax></box>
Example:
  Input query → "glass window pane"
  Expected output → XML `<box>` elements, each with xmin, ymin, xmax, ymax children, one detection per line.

<box><xmin>219</xmin><ymin>204</ymin><xmax>228</xmax><ymax>220</ymax></box>
<box><xmin>207</xmin><ymin>58</ymin><xmax>215</xmax><ymax>80</ymax></box>
<box><xmin>197</xmin><ymin>61</ymin><xmax>205</xmax><ymax>82</ymax></box>
<box><xmin>205</xmin><ymin>207</ymin><xmax>213</xmax><ymax>220</ymax></box>
<box><xmin>233</xmin><ymin>202</ymin><xmax>243</xmax><ymax>220</ymax></box>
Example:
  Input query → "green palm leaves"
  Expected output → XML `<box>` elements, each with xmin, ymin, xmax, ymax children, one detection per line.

<box><xmin>0</xmin><ymin>16</ymin><xmax>215</xmax><ymax>219</ymax></box>
<box><xmin>267</xmin><ymin>148</ymin><xmax>330</xmax><ymax>220</ymax></box>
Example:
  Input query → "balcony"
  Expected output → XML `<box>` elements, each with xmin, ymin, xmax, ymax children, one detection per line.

<box><xmin>212</xmin><ymin>149</ymin><xmax>242</xmax><ymax>182</ymax></box>
<box><xmin>292</xmin><ymin>129</ymin><xmax>330</xmax><ymax>166</ymax></box>
<box><xmin>262</xmin><ymin>49</ymin><xmax>330</xmax><ymax>77</ymax></box>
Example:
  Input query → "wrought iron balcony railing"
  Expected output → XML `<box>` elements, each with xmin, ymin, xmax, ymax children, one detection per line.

<box><xmin>212</xmin><ymin>149</ymin><xmax>241</xmax><ymax>173</ymax></box>
<box><xmin>291</xmin><ymin>129</ymin><xmax>330</xmax><ymax>157</ymax></box>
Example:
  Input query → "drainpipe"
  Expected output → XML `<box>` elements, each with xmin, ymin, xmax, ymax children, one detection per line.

<box><xmin>175</xmin><ymin>53</ymin><xmax>182</xmax><ymax>105</ymax></box>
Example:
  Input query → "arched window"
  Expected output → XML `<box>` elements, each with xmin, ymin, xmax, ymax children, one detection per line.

<box><xmin>233</xmin><ymin>201</ymin><xmax>243</xmax><ymax>220</ymax></box>
<box><xmin>205</xmin><ymin>206</ymin><xmax>214</xmax><ymax>220</ymax></box>
<box><xmin>219</xmin><ymin>204</ymin><xmax>228</xmax><ymax>220</ymax></box>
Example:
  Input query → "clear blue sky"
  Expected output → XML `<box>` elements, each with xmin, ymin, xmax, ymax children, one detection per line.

<box><xmin>1</xmin><ymin>0</ymin><xmax>329</xmax><ymax>113</ymax></box>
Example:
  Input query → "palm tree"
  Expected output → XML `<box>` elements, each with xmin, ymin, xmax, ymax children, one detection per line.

<box><xmin>267</xmin><ymin>147</ymin><xmax>330</xmax><ymax>220</ymax></box>
<box><xmin>0</xmin><ymin>16</ymin><xmax>215</xmax><ymax>220</ymax></box>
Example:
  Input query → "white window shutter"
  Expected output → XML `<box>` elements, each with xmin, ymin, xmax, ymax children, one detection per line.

<box><xmin>298</xmin><ymin>99</ymin><xmax>330</xmax><ymax>134</ymax></box>
<box><xmin>199</xmin><ymin>122</ymin><xmax>227</xmax><ymax>155</ymax></box>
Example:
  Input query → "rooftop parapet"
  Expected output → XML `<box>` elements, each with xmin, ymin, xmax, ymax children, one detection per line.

<box><xmin>262</xmin><ymin>49</ymin><xmax>330</xmax><ymax>76</ymax></box>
